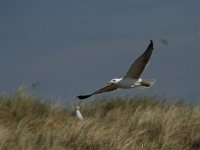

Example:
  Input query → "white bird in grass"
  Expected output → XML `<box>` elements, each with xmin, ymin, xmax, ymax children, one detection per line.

<box><xmin>76</xmin><ymin>106</ymin><xmax>84</xmax><ymax>120</ymax></box>
<box><xmin>77</xmin><ymin>40</ymin><xmax>156</xmax><ymax>99</ymax></box>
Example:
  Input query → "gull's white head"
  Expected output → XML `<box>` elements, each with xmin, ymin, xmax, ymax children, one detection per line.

<box><xmin>107</xmin><ymin>78</ymin><xmax>122</xmax><ymax>85</ymax></box>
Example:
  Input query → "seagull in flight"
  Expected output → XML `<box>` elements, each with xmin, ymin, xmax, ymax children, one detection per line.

<box><xmin>77</xmin><ymin>40</ymin><xmax>155</xmax><ymax>99</ymax></box>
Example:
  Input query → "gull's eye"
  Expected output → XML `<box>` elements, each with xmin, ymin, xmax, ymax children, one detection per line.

<box><xmin>113</xmin><ymin>80</ymin><xmax>115</xmax><ymax>82</ymax></box>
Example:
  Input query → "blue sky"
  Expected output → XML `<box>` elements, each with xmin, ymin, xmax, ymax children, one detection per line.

<box><xmin>0</xmin><ymin>1</ymin><xmax>200</xmax><ymax>101</ymax></box>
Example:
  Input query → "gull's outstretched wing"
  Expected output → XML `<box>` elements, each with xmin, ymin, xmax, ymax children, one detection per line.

<box><xmin>77</xmin><ymin>84</ymin><xmax>118</xmax><ymax>99</ymax></box>
<box><xmin>124</xmin><ymin>40</ymin><xmax>154</xmax><ymax>79</ymax></box>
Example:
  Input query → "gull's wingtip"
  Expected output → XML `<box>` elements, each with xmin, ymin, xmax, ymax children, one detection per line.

<box><xmin>76</xmin><ymin>94</ymin><xmax>92</xmax><ymax>100</ymax></box>
<box><xmin>150</xmin><ymin>40</ymin><xmax>153</xmax><ymax>45</ymax></box>
<box><xmin>148</xmin><ymin>40</ymin><xmax>153</xmax><ymax>49</ymax></box>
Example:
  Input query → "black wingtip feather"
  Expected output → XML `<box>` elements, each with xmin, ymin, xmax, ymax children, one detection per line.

<box><xmin>76</xmin><ymin>94</ymin><xmax>93</xmax><ymax>99</ymax></box>
<box><xmin>146</xmin><ymin>40</ymin><xmax>153</xmax><ymax>51</ymax></box>
<box><xmin>150</xmin><ymin>40</ymin><xmax>153</xmax><ymax>47</ymax></box>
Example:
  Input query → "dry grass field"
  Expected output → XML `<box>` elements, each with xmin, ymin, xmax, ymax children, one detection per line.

<box><xmin>0</xmin><ymin>90</ymin><xmax>200</xmax><ymax>150</ymax></box>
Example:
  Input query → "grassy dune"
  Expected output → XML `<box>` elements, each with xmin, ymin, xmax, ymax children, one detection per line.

<box><xmin>0</xmin><ymin>91</ymin><xmax>200</xmax><ymax>150</ymax></box>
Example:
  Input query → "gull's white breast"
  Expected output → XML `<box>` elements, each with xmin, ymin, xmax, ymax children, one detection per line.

<box><xmin>118</xmin><ymin>78</ymin><xmax>140</xmax><ymax>89</ymax></box>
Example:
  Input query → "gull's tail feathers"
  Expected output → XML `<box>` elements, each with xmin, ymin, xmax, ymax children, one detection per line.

<box><xmin>136</xmin><ymin>79</ymin><xmax>156</xmax><ymax>89</ymax></box>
